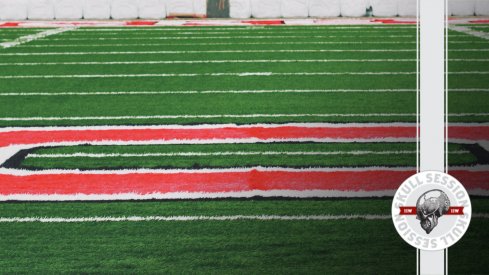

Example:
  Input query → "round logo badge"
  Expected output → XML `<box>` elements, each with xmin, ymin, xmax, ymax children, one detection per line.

<box><xmin>392</xmin><ymin>171</ymin><xmax>471</xmax><ymax>251</ymax></box>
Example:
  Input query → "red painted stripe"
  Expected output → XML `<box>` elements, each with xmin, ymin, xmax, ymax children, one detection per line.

<box><xmin>371</xmin><ymin>19</ymin><xmax>417</xmax><ymax>24</ymax></box>
<box><xmin>0</xmin><ymin>126</ymin><xmax>417</xmax><ymax>147</ymax></box>
<box><xmin>0</xmin><ymin>22</ymin><xmax>21</xmax><ymax>28</ymax></box>
<box><xmin>125</xmin><ymin>21</ymin><xmax>157</xmax><ymax>26</ymax></box>
<box><xmin>0</xmin><ymin>170</ymin><xmax>415</xmax><ymax>195</ymax></box>
<box><xmin>0</xmin><ymin>170</ymin><xmax>486</xmax><ymax>196</ymax></box>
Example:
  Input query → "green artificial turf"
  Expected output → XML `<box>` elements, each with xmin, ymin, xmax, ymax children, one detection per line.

<box><xmin>0</xmin><ymin>24</ymin><xmax>488</xmax><ymax>274</ymax></box>
<box><xmin>16</xmin><ymin>142</ymin><xmax>477</xmax><ymax>170</ymax></box>
<box><xmin>0</xmin><ymin>198</ymin><xmax>488</xmax><ymax>273</ymax></box>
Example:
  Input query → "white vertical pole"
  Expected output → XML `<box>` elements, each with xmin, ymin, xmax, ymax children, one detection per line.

<box><xmin>419</xmin><ymin>0</ymin><xmax>447</xmax><ymax>274</ymax></box>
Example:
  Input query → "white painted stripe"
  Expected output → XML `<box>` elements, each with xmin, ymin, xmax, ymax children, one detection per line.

<box><xmin>27</xmin><ymin>150</ymin><xmax>468</xmax><ymax>159</ymax></box>
<box><xmin>19</xmin><ymin>41</ymin><xmax>419</xmax><ymax>47</ymax></box>
<box><xmin>0</xmin><ymin>89</ymin><xmax>417</xmax><ymax>96</ymax></box>
<box><xmin>0</xmin><ymin>27</ymin><xmax>76</xmax><ymax>49</ymax></box>
<box><xmin>0</xmin><ymin>58</ymin><xmax>485</xmax><ymax>66</ymax></box>
<box><xmin>0</xmin><ymin>59</ymin><xmax>416</xmax><ymax>66</ymax></box>
<box><xmin>66</xmin><ymin>30</ymin><xmax>416</xmax><ymax>35</ymax></box>
<box><xmin>0</xmin><ymin>122</ymin><xmax>420</xmax><ymax>132</ymax></box>
<box><xmin>0</xmin><ymin>113</ymin><xmax>417</xmax><ymax>121</ymax></box>
<box><xmin>0</xmin><ymin>113</ymin><xmax>485</xmax><ymax>122</ymax></box>
<box><xmin>449</xmin><ymin>26</ymin><xmax>489</xmax><ymax>41</ymax></box>
<box><xmin>0</xmin><ymin>215</ymin><xmax>393</xmax><ymax>223</ymax></box>
<box><xmin>0</xmin><ymin>166</ymin><xmax>419</xmax><ymax>176</ymax></box>
<box><xmin>73</xmin><ymin>26</ymin><xmax>416</xmax><ymax>31</ymax></box>
<box><xmin>0</xmin><ymin>72</ymin><xmax>417</xmax><ymax>79</ymax></box>
<box><xmin>0</xmin><ymin>190</ymin><xmax>398</xmax><ymax>201</ymax></box>
<box><xmin>26</xmin><ymin>150</ymin><xmax>424</xmax><ymax>158</ymax></box>
<box><xmin>0</xmin><ymin>213</ymin><xmax>487</xmax><ymax>222</ymax></box>
<box><xmin>48</xmin><ymin>35</ymin><xmax>418</xmax><ymax>41</ymax></box>
<box><xmin>0</xmin><ymin>49</ymin><xmax>416</xmax><ymax>56</ymax></box>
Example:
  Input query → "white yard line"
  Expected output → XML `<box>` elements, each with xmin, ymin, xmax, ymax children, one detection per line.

<box><xmin>0</xmin><ymin>59</ymin><xmax>416</xmax><ymax>66</ymax></box>
<box><xmin>27</xmin><ymin>150</ymin><xmax>467</xmax><ymax>159</ymax></box>
<box><xmin>0</xmin><ymin>49</ymin><xmax>416</xmax><ymax>56</ymax></box>
<box><xmin>0</xmin><ymin>215</ymin><xmax>393</xmax><ymax>223</ymax></box>
<box><xmin>0</xmin><ymin>89</ymin><xmax>417</xmax><ymax>96</ymax></box>
<box><xmin>0</xmin><ymin>27</ymin><xmax>76</xmax><ymax>49</ymax></box>
<box><xmin>0</xmin><ymin>113</ymin><xmax>417</xmax><ymax>121</ymax></box>
<box><xmin>0</xmin><ymin>72</ymin><xmax>418</xmax><ymax>79</ymax></box>
<box><xmin>449</xmin><ymin>26</ymin><xmax>489</xmax><ymax>41</ymax></box>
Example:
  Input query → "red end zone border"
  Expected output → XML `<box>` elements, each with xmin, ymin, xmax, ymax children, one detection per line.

<box><xmin>0</xmin><ymin>124</ymin><xmax>488</xmax><ymax>200</ymax></box>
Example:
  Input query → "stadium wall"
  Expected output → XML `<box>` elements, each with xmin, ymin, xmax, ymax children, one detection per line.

<box><xmin>0</xmin><ymin>0</ymin><xmax>484</xmax><ymax>20</ymax></box>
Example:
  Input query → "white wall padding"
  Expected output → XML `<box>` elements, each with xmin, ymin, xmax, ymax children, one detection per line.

<box><xmin>27</xmin><ymin>0</ymin><xmax>55</xmax><ymax>20</ymax></box>
<box><xmin>230</xmin><ymin>0</ymin><xmax>251</xmax><ymax>18</ymax></box>
<box><xmin>166</xmin><ymin>0</ymin><xmax>194</xmax><ymax>16</ymax></box>
<box><xmin>309</xmin><ymin>0</ymin><xmax>341</xmax><ymax>17</ymax></box>
<box><xmin>0</xmin><ymin>0</ymin><xmax>28</xmax><ymax>20</ymax></box>
<box><xmin>138</xmin><ymin>0</ymin><xmax>166</xmax><ymax>19</ymax></box>
<box><xmin>370</xmin><ymin>0</ymin><xmax>398</xmax><ymax>16</ymax></box>
<box><xmin>83</xmin><ymin>0</ymin><xmax>111</xmax><ymax>19</ymax></box>
<box><xmin>397</xmin><ymin>0</ymin><xmax>416</xmax><ymax>16</ymax></box>
<box><xmin>110</xmin><ymin>0</ymin><xmax>138</xmax><ymax>19</ymax></box>
<box><xmin>448</xmin><ymin>0</ymin><xmax>475</xmax><ymax>16</ymax></box>
<box><xmin>54</xmin><ymin>0</ymin><xmax>83</xmax><ymax>19</ymax></box>
<box><xmin>193</xmin><ymin>0</ymin><xmax>207</xmax><ymax>16</ymax></box>
<box><xmin>475</xmin><ymin>0</ymin><xmax>489</xmax><ymax>15</ymax></box>
<box><xmin>281</xmin><ymin>0</ymin><xmax>308</xmax><ymax>18</ymax></box>
<box><xmin>251</xmin><ymin>0</ymin><xmax>281</xmax><ymax>18</ymax></box>
<box><xmin>340</xmin><ymin>0</ymin><xmax>368</xmax><ymax>17</ymax></box>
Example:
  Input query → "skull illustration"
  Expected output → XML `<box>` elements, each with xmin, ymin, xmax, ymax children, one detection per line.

<box><xmin>416</xmin><ymin>190</ymin><xmax>450</xmax><ymax>234</ymax></box>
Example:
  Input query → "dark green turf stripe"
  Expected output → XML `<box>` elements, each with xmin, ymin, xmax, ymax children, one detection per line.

<box><xmin>0</xmin><ymin>62</ymin><xmax>416</xmax><ymax>76</ymax></box>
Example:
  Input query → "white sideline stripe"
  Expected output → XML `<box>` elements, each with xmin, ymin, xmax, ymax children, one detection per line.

<box><xmin>0</xmin><ymin>113</ymin><xmax>418</xmax><ymax>121</ymax></box>
<box><xmin>27</xmin><ymin>150</ymin><xmax>467</xmax><ymax>158</ymax></box>
<box><xmin>0</xmin><ymin>89</ymin><xmax>417</xmax><ymax>96</ymax></box>
<box><xmin>0</xmin><ymin>213</ymin><xmax>488</xmax><ymax>222</ymax></box>
<box><xmin>449</xmin><ymin>26</ymin><xmax>489</xmax><ymax>41</ymax></box>
<box><xmin>1</xmin><ymin>113</ymin><xmax>487</xmax><ymax>121</ymax></box>
<box><xmin>0</xmin><ymin>27</ymin><xmax>76</xmax><ymax>49</ymax></box>
<box><xmin>0</xmin><ymin>49</ymin><xmax>416</xmax><ymax>56</ymax></box>
<box><xmin>0</xmin><ymin>59</ymin><xmax>416</xmax><ymax>66</ymax></box>
<box><xmin>48</xmin><ymin>35</ymin><xmax>419</xmax><ymax>41</ymax></box>
<box><xmin>0</xmin><ymin>72</ymin><xmax>417</xmax><ymax>79</ymax></box>
<box><xmin>0</xmin><ymin>215</ymin><xmax>392</xmax><ymax>223</ymax></box>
